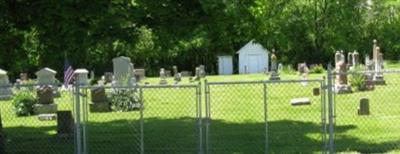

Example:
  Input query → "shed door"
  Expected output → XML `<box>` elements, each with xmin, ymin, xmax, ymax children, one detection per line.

<box><xmin>248</xmin><ymin>55</ymin><xmax>259</xmax><ymax>73</ymax></box>
<box><xmin>219</xmin><ymin>56</ymin><xmax>233</xmax><ymax>75</ymax></box>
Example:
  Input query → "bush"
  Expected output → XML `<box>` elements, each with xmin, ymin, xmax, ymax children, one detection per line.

<box><xmin>12</xmin><ymin>90</ymin><xmax>37</xmax><ymax>116</ymax></box>
<box><xmin>107</xmin><ymin>89</ymin><xmax>141</xmax><ymax>112</ymax></box>
<box><xmin>309</xmin><ymin>64</ymin><xmax>325</xmax><ymax>74</ymax></box>
<box><xmin>349</xmin><ymin>66</ymin><xmax>367</xmax><ymax>91</ymax></box>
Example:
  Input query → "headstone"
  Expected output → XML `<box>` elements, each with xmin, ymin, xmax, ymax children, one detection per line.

<box><xmin>74</xmin><ymin>69</ymin><xmax>89</xmax><ymax>85</ymax></box>
<box><xmin>352</xmin><ymin>51</ymin><xmax>360</xmax><ymax>66</ymax></box>
<box><xmin>173</xmin><ymin>66</ymin><xmax>181</xmax><ymax>83</ymax></box>
<box><xmin>57</xmin><ymin>111</ymin><xmax>74</xmax><ymax>138</ymax></box>
<box><xmin>20</xmin><ymin>73</ymin><xmax>29</xmax><ymax>82</ymax></box>
<box><xmin>34</xmin><ymin>85</ymin><xmax>57</xmax><ymax>114</ymax></box>
<box><xmin>38</xmin><ymin>114</ymin><xmax>57</xmax><ymax>121</ymax></box>
<box><xmin>334</xmin><ymin>61</ymin><xmax>352</xmax><ymax>94</ymax></box>
<box><xmin>193</xmin><ymin>67</ymin><xmax>200</xmax><ymax>81</ymax></box>
<box><xmin>358</xmin><ymin>98</ymin><xmax>370</xmax><ymax>115</ymax></box>
<box><xmin>313</xmin><ymin>88</ymin><xmax>320</xmax><ymax>96</ymax></box>
<box><xmin>104</xmin><ymin>72</ymin><xmax>113</xmax><ymax>83</ymax></box>
<box><xmin>35</xmin><ymin>67</ymin><xmax>57</xmax><ymax>85</ymax></box>
<box><xmin>298</xmin><ymin>63</ymin><xmax>310</xmax><ymax>75</ymax></box>
<box><xmin>89</xmin><ymin>86</ymin><xmax>110</xmax><ymax>112</ymax></box>
<box><xmin>291</xmin><ymin>98</ymin><xmax>311</xmax><ymax>106</ymax></box>
<box><xmin>0</xmin><ymin>69</ymin><xmax>13</xmax><ymax>100</ymax></box>
<box><xmin>269</xmin><ymin>50</ymin><xmax>280</xmax><ymax>80</ymax></box>
<box><xmin>199</xmin><ymin>65</ymin><xmax>206</xmax><ymax>78</ymax></box>
<box><xmin>112</xmin><ymin>56</ymin><xmax>134</xmax><ymax>86</ymax></box>
<box><xmin>334</xmin><ymin>51</ymin><xmax>341</xmax><ymax>65</ymax></box>
<box><xmin>90</xmin><ymin>70</ymin><xmax>95</xmax><ymax>82</ymax></box>
<box><xmin>347</xmin><ymin>52</ymin><xmax>353</xmax><ymax>68</ymax></box>
<box><xmin>373</xmin><ymin>47</ymin><xmax>385</xmax><ymax>85</ymax></box>
<box><xmin>134</xmin><ymin>69</ymin><xmax>146</xmax><ymax>82</ymax></box>
<box><xmin>181</xmin><ymin>71</ymin><xmax>192</xmax><ymax>77</ymax></box>
<box><xmin>278</xmin><ymin>63</ymin><xmax>283</xmax><ymax>73</ymax></box>
<box><xmin>159</xmin><ymin>68</ymin><xmax>168</xmax><ymax>85</ymax></box>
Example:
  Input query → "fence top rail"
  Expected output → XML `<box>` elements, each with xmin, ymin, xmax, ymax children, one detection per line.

<box><xmin>330</xmin><ymin>69</ymin><xmax>400</xmax><ymax>75</ymax></box>
<box><xmin>207</xmin><ymin>79</ymin><xmax>324</xmax><ymax>85</ymax></box>
<box><xmin>80</xmin><ymin>84</ymin><xmax>199</xmax><ymax>89</ymax></box>
<box><xmin>0</xmin><ymin>83</ymin><xmax>62</xmax><ymax>88</ymax></box>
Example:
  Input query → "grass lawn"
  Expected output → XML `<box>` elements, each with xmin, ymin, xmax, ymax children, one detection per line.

<box><xmin>1</xmin><ymin>62</ymin><xmax>400</xmax><ymax>153</ymax></box>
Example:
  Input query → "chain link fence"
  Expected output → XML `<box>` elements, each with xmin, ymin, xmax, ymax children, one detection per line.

<box><xmin>0</xmin><ymin>84</ymin><xmax>75</xmax><ymax>154</ymax></box>
<box><xmin>329</xmin><ymin>69</ymin><xmax>400</xmax><ymax>153</ymax></box>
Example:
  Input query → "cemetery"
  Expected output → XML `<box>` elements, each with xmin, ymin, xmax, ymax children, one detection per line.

<box><xmin>1</xmin><ymin>1</ymin><xmax>400</xmax><ymax>153</ymax></box>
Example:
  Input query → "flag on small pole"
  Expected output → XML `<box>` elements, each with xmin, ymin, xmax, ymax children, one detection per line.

<box><xmin>64</xmin><ymin>59</ymin><xmax>74</xmax><ymax>87</ymax></box>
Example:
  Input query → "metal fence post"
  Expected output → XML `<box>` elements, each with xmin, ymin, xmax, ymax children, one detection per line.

<box><xmin>327</xmin><ymin>64</ymin><xmax>335</xmax><ymax>154</ymax></box>
<box><xmin>263</xmin><ymin>82</ymin><xmax>268</xmax><ymax>154</ymax></box>
<box><xmin>204</xmin><ymin>80</ymin><xmax>210</xmax><ymax>154</ymax></box>
<box><xmin>197</xmin><ymin>82</ymin><xmax>203</xmax><ymax>154</ymax></box>
<box><xmin>74</xmin><ymin>82</ymin><xmax>82</xmax><ymax>154</ymax></box>
<box><xmin>139</xmin><ymin>87</ymin><xmax>144</xmax><ymax>154</ymax></box>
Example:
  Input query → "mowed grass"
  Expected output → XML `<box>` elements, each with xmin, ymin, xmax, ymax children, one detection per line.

<box><xmin>1</xmin><ymin>63</ymin><xmax>400</xmax><ymax>153</ymax></box>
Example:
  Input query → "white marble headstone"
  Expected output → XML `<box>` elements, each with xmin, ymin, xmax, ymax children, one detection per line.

<box><xmin>112</xmin><ymin>56</ymin><xmax>133</xmax><ymax>86</ymax></box>
<box><xmin>0</xmin><ymin>69</ymin><xmax>13</xmax><ymax>100</ymax></box>
<box><xmin>35</xmin><ymin>67</ymin><xmax>57</xmax><ymax>85</ymax></box>
<box><xmin>74</xmin><ymin>69</ymin><xmax>89</xmax><ymax>85</ymax></box>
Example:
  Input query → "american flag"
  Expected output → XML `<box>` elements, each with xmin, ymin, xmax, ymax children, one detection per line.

<box><xmin>64</xmin><ymin>59</ymin><xmax>74</xmax><ymax>87</ymax></box>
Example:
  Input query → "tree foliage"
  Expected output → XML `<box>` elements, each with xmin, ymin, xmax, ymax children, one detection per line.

<box><xmin>1</xmin><ymin>0</ymin><xmax>400</xmax><ymax>79</ymax></box>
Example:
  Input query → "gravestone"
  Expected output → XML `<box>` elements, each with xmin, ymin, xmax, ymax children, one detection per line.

<box><xmin>35</xmin><ymin>68</ymin><xmax>60</xmax><ymax>97</ymax></box>
<box><xmin>173</xmin><ymin>66</ymin><xmax>181</xmax><ymax>83</ymax></box>
<box><xmin>313</xmin><ymin>88</ymin><xmax>320</xmax><ymax>96</ymax></box>
<box><xmin>334</xmin><ymin>61</ymin><xmax>352</xmax><ymax>94</ymax></box>
<box><xmin>159</xmin><ymin>68</ymin><xmax>168</xmax><ymax>85</ymax></box>
<box><xmin>134</xmin><ymin>69</ymin><xmax>146</xmax><ymax>82</ymax></box>
<box><xmin>104</xmin><ymin>72</ymin><xmax>113</xmax><ymax>83</ymax></box>
<box><xmin>165</xmin><ymin>70</ymin><xmax>172</xmax><ymax>77</ymax></box>
<box><xmin>358</xmin><ymin>98</ymin><xmax>370</xmax><ymax>115</ymax></box>
<box><xmin>38</xmin><ymin>114</ymin><xmax>57</xmax><ymax>121</ymax></box>
<box><xmin>20</xmin><ymin>73</ymin><xmax>29</xmax><ymax>82</ymax></box>
<box><xmin>180</xmin><ymin>71</ymin><xmax>192</xmax><ymax>77</ymax></box>
<box><xmin>278</xmin><ymin>63</ymin><xmax>283</xmax><ymax>73</ymax></box>
<box><xmin>298</xmin><ymin>63</ymin><xmax>310</xmax><ymax>75</ymax></box>
<box><xmin>352</xmin><ymin>51</ymin><xmax>360</xmax><ymax>66</ymax></box>
<box><xmin>0</xmin><ymin>69</ymin><xmax>13</xmax><ymax>100</ymax></box>
<box><xmin>199</xmin><ymin>65</ymin><xmax>206</xmax><ymax>78</ymax></box>
<box><xmin>373</xmin><ymin>47</ymin><xmax>385</xmax><ymax>85</ymax></box>
<box><xmin>291</xmin><ymin>98</ymin><xmax>311</xmax><ymax>106</ymax></box>
<box><xmin>112</xmin><ymin>56</ymin><xmax>134</xmax><ymax>86</ymax></box>
<box><xmin>35</xmin><ymin>67</ymin><xmax>57</xmax><ymax>85</ymax></box>
<box><xmin>269</xmin><ymin>50</ymin><xmax>280</xmax><ymax>80</ymax></box>
<box><xmin>90</xmin><ymin>86</ymin><xmax>110</xmax><ymax>112</ymax></box>
<box><xmin>57</xmin><ymin>111</ymin><xmax>74</xmax><ymax>138</ymax></box>
<box><xmin>193</xmin><ymin>67</ymin><xmax>200</xmax><ymax>81</ymax></box>
<box><xmin>347</xmin><ymin>52</ymin><xmax>353</xmax><ymax>68</ymax></box>
<box><xmin>334</xmin><ymin>51</ymin><xmax>341</xmax><ymax>65</ymax></box>
<box><xmin>34</xmin><ymin>85</ymin><xmax>57</xmax><ymax>114</ymax></box>
<box><xmin>74</xmin><ymin>69</ymin><xmax>89</xmax><ymax>85</ymax></box>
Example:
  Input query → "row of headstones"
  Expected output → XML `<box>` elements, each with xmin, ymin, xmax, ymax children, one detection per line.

<box><xmin>334</xmin><ymin>39</ymin><xmax>386</xmax><ymax>94</ymax></box>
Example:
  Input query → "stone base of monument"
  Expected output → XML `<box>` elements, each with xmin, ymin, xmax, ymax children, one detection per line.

<box><xmin>334</xmin><ymin>84</ymin><xmax>352</xmax><ymax>94</ymax></box>
<box><xmin>291</xmin><ymin>98</ymin><xmax>311</xmax><ymax>106</ymax></box>
<box><xmin>57</xmin><ymin>111</ymin><xmax>74</xmax><ymax>138</ymax></box>
<box><xmin>38</xmin><ymin>114</ymin><xmax>57</xmax><ymax>121</ymax></box>
<box><xmin>0</xmin><ymin>88</ymin><xmax>13</xmax><ymax>100</ymax></box>
<box><xmin>33</xmin><ymin>104</ymin><xmax>58</xmax><ymax>114</ymax></box>
<box><xmin>373</xmin><ymin>75</ymin><xmax>386</xmax><ymax>85</ymax></box>
<box><xmin>159</xmin><ymin>80</ymin><xmax>168</xmax><ymax>85</ymax></box>
<box><xmin>358</xmin><ymin>98</ymin><xmax>370</xmax><ymax>115</ymax></box>
<box><xmin>269</xmin><ymin>74</ymin><xmax>281</xmax><ymax>81</ymax></box>
<box><xmin>90</xmin><ymin>102</ymin><xmax>110</xmax><ymax>112</ymax></box>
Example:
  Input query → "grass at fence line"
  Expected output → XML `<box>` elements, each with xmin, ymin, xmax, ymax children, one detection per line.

<box><xmin>1</xmin><ymin>64</ymin><xmax>400</xmax><ymax>153</ymax></box>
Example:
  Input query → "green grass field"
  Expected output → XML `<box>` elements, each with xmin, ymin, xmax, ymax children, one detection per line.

<box><xmin>1</xmin><ymin>63</ymin><xmax>400</xmax><ymax>153</ymax></box>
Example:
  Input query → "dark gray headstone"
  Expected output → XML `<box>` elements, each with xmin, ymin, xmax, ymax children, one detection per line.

<box><xmin>358</xmin><ymin>98</ymin><xmax>370</xmax><ymax>115</ymax></box>
<box><xmin>91</xmin><ymin>87</ymin><xmax>107</xmax><ymax>103</ymax></box>
<box><xmin>57</xmin><ymin>111</ymin><xmax>74</xmax><ymax>138</ymax></box>
<box><xmin>37</xmin><ymin>85</ymin><xmax>54</xmax><ymax>104</ymax></box>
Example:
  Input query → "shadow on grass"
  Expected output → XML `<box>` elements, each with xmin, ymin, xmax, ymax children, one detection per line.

<box><xmin>3</xmin><ymin>117</ymin><xmax>400</xmax><ymax>153</ymax></box>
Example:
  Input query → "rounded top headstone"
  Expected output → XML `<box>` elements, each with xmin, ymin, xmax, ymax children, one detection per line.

<box><xmin>35</xmin><ymin>67</ymin><xmax>57</xmax><ymax>76</ymax></box>
<box><xmin>112</xmin><ymin>56</ymin><xmax>131</xmax><ymax>62</ymax></box>
<box><xmin>74</xmin><ymin>69</ymin><xmax>89</xmax><ymax>74</ymax></box>
<box><xmin>0</xmin><ymin>69</ymin><xmax>7</xmax><ymax>75</ymax></box>
<box><xmin>373</xmin><ymin>39</ymin><xmax>377</xmax><ymax>44</ymax></box>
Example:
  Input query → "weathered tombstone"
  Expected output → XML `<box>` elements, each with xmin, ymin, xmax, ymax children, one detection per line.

<box><xmin>134</xmin><ymin>69</ymin><xmax>146</xmax><ymax>82</ymax></box>
<box><xmin>193</xmin><ymin>67</ymin><xmax>200</xmax><ymax>81</ymax></box>
<box><xmin>165</xmin><ymin>70</ymin><xmax>172</xmax><ymax>77</ymax></box>
<box><xmin>34</xmin><ymin>85</ymin><xmax>57</xmax><ymax>114</ymax></box>
<box><xmin>347</xmin><ymin>52</ymin><xmax>353</xmax><ymax>68</ymax></box>
<box><xmin>57</xmin><ymin>111</ymin><xmax>74</xmax><ymax>138</ymax></box>
<box><xmin>269</xmin><ymin>49</ymin><xmax>280</xmax><ymax>80</ymax></box>
<box><xmin>313</xmin><ymin>88</ymin><xmax>320</xmax><ymax>96</ymax></box>
<box><xmin>20</xmin><ymin>73</ymin><xmax>29</xmax><ymax>82</ymax></box>
<box><xmin>74</xmin><ymin>69</ymin><xmax>89</xmax><ymax>85</ymax></box>
<box><xmin>334</xmin><ymin>61</ymin><xmax>352</xmax><ymax>94</ymax></box>
<box><xmin>278</xmin><ymin>63</ymin><xmax>283</xmax><ymax>73</ymax></box>
<box><xmin>112</xmin><ymin>56</ymin><xmax>134</xmax><ymax>86</ymax></box>
<box><xmin>159</xmin><ymin>68</ymin><xmax>168</xmax><ymax>85</ymax></box>
<box><xmin>38</xmin><ymin>114</ymin><xmax>57</xmax><ymax>121</ymax></box>
<box><xmin>180</xmin><ymin>71</ymin><xmax>192</xmax><ymax>77</ymax></box>
<box><xmin>358</xmin><ymin>98</ymin><xmax>370</xmax><ymax>115</ymax></box>
<box><xmin>90</xmin><ymin>86</ymin><xmax>110</xmax><ymax>112</ymax></box>
<box><xmin>35</xmin><ymin>67</ymin><xmax>57</xmax><ymax>85</ymax></box>
<box><xmin>298</xmin><ymin>63</ymin><xmax>310</xmax><ymax>75</ymax></box>
<box><xmin>199</xmin><ymin>65</ymin><xmax>206</xmax><ymax>78</ymax></box>
<box><xmin>104</xmin><ymin>72</ymin><xmax>113</xmax><ymax>83</ymax></box>
<box><xmin>35</xmin><ymin>67</ymin><xmax>60</xmax><ymax>97</ymax></box>
<box><xmin>173</xmin><ymin>66</ymin><xmax>181</xmax><ymax>83</ymax></box>
<box><xmin>352</xmin><ymin>51</ymin><xmax>360</xmax><ymax>66</ymax></box>
<box><xmin>334</xmin><ymin>51</ymin><xmax>341</xmax><ymax>65</ymax></box>
<box><xmin>291</xmin><ymin>97</ymin><xmax>311</xmax><ymax>106</ymax></box>
<box><xmin>0</xmin><ymin>69</ymin><xmax>13</xmax><ymax>100</ymax></box>
<box><xmin>373</xmin><ymin>47</ymin><xmax>385</xmax><ymax>85</ymax></box>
